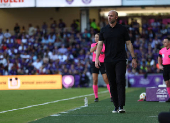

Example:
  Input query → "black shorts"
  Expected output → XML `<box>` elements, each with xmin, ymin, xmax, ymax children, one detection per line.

<box><xmin>91</xmin><ymin>62</ymin><xmax>106</xmax><ymax>74</ymax></box>
<box><xmin>163</xmin><ymin>65</ymin><xmax>170</xmax><ymax>81</ymax></box>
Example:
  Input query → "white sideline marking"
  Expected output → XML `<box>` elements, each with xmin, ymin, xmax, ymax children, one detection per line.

<box><xmin>0</xmin><ymin>90</ymin><xmax>108</xmax><ymax>114</ymax></box>
<box><xmin>51</xmin><ymin>114</ymin><xmax>61</xmax><ymax>116</ymax></box>
<box><xmin>50</xmin><ymin>105</ymin><xmax>87</xmax><ymax>117</ymax></box>
<box><xmin>60</xmin><ymin>112</ymin><xmax>68</xmax><ymax>113</ymax></box>
<box><xmin>18</xmin><ymin>108</ymin><xmax>25</xmax><ymax>110</ymax></box>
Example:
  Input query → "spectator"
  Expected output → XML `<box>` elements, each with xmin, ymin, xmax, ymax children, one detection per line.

<box><xmin>21</xmin><ymin>35</ymin><xmax>27</xmax><ymax>44</ymax></box>
<box><xmin>9</xmin><ymin>66</ymin><xmax>18</xmax><ymax>75</ymax></box>
<box><xmin>90</xmin><ymin>19</ymin><xmax>97</xmax><ymax>32</ymax></box>
<box><xmin>42</xmin><ymin>22</ymin><xmax>48</xmax><ymax>34</ymax></box>
<box><xmin>14</xmin><ymin>23</ymin><xmax>20</xmax><ymax>36</ymax></box>
<box><xmin>58</xmin><ymin>45</ymin><xmax>67</xmax><ymax>54</ymax></box>
<box><xmin>32</xmin><ymin>59</ymin><xmax>42</xmax><ymax>70</ymax></box>
<box><xmin>0</xmin><ymin>54</ymin><xmax>7</xmax><ymax>68</ymax></box>
<box><xmin>21</xmin><ymin>26</ymin><xmax>26</xmax><ymax>33</ymax></box>
<box><xmin>28</xmin><ymin>24</ymin><xmax>35</xmax><ymax>36</ymax></box>
<box><xmin>0</xmin><ymin>28</ymin><xmax>3</xmax><ymax>44</ymax></box>
<box><xmin>42</xmin><ymin>35</ymin><xmax>49</xmax><ymax>44</ymax></box>
<box><xmin>82</xmin><ymin>29</ymin><xmax>91</xmax><ymax>39</ymax></box>
<box><xmin>58</xmin><ymin>53</ymin><xmax>67</xmax><ymax>62</ymax></box>
<box><xmin>50</xmin><ymin>20</ymin><xmax>57</xmax><ymax>30</ymax></box>
<box><xmin>4</xmin><ymin>29</ymin><xmax>11</xmax><ymax>38</ymax></box>
<box><xmin>75</xmin><ymin>19</ymin><xmax>80</xmax><ymax>31</ymax></box>
<box><xmin>71</xmin><ymin>20</ymin><xmax>78</xmax><ymax>32</ymax></box>
<box><xmin>48</xmin><ymin>34</ymin><xmax>55</xmax><ymax>43</ymax></box>
<box><xmin>58</xmin><ymin>19</ymin><xmax>66</xmax><ymax>32</ymax></box>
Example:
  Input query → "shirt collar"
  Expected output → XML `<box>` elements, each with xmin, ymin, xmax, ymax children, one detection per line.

<box><xmin>108</xmin><ymin>23</ymin><xmax>118</xmax><ymax>28</ymax></box>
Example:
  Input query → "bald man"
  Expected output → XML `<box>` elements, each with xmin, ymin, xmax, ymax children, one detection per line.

<box><xmin>95</xmin><ymin>10</ymin><xmax>137</xmax><ymax>113</ymax></box>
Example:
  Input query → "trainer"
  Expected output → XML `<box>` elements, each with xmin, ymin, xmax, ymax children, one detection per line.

<box><xmin>158</xmin><ymin>37</ymin><xmax>170</xmax><ymax>102</ymax></box>
<box><xmin>95</xmin><ymin>10</ymin><xmax>137</xmax><ymax>113</ymax></box>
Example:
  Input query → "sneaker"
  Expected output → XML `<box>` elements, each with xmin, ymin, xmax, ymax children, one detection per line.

<box><xmin>94</xmin><ymin>98</ymin><xmax>98</xmax><ymax>102</ymax></box>
<box><xmin>112</xmin><ymin>107</ymin><xmax>118</xmax><ymax>113</ymax></box>
<box><xmin>166</xmin><ymin>98</ymin><xmax>170</xmax><ymax>102</ymax></box>
<box><xmin>118</xmin><ymin>107</ymin><xmax>125</xmax><ymax>113</ymax></box>
<box><xmin>111</xmin><ymin>97</ymin><xmax>113</xmax><ymax>102</ymax></box>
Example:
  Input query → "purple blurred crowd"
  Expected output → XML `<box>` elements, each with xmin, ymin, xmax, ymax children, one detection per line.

<box><xmin>125</xmin><ymin>18</ymin><xmax>170</xmax><ymax>75</ymax></box>
<box><xmin>0</xmin><ymin>18</ymin><xmax>170</xmax><ymax>86</ymax></box>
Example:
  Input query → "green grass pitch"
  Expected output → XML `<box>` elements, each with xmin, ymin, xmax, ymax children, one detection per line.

<box><xmin>0</xmin><ymin>88</ymin><xmax>169</xmax><ymax>123</ymax></box>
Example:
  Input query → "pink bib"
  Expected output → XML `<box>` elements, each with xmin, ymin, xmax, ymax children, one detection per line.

<box><xmin>159</xmin><ymin>47</ymin><xmax>170</xmax><ymax>65</ymax></box>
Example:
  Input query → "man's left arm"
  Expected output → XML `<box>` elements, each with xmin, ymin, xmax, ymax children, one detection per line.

<box><xmin>126</xmin><ymin>41</ymin><xmax>135</xmax><ymax>58</ymax></box>
<box><xmin>126</xmin><ymin>40</ymin><xmax>137</xmax><ymax>68</ymax></box>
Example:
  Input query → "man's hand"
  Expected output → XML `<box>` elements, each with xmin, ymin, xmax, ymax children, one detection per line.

<box><xmin>159</xmin><ymin>64</ymin><xmax>163</xmax><ymax>70</ymax></box>
<box><xmin>95</xmin><ymin>58</ymin><xmax>101</xmax><ymax>68</ymax></box>
<box><xmin>132</xmin><ymin>59</ymin><xmax>137</xmax><ymax>69</ymax></box>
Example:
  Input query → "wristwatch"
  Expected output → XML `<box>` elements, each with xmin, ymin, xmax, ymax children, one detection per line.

<box><xmin>132</xmin><ymin>57</ymin><xmax>137</xmax><ymax>59</ymax></box>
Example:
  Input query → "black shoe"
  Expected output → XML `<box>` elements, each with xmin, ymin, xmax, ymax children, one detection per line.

<box><xmin>111</xmin><ymin>97</ymin><xmax>113</xmax><ymax>102</ymax></box>
<box><xmin>118</xmin><ymin>107</ymin><xmax>125</xmax><ymax>113</ymax></box>
<box><xmin>112</xmin><ymin>107</ymin><xmax>118</xmax><ymax>113</ymax></box>
<box><xmin>166</xmin><ymin>98</ymin><xmax>170</xmax><ymax>102</ymax></box>
<box><xmin>94</xmin><ymin>98</ymin><xmax>98</xmax><ymax>102</ymax></box>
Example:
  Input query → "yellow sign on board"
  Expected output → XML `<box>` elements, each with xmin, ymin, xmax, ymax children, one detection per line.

<box><xmin>0</xmin><ymin>75</ymin><xmax>62</xmax><ymax>90</ymax></box>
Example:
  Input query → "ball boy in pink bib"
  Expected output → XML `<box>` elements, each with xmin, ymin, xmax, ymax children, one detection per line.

<box><xmin>90</xmin><ymin>33</ymin><xmax>112</xmax><ymax>102</ymax></box>
<box><xmin>158</xmin><ymin>37</ymin><xmax>170</xmax><ymax>102</ymax></box>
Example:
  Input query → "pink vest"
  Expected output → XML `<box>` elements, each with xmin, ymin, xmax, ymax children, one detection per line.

<box><xmin>159</xmin><ymin>47</ymin><xmax>170</xmax><ymax>65</ymax></box>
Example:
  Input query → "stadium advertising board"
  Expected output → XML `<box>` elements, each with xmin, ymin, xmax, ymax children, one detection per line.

<box><xmin>36</xmin><ymin>0</ymin><xmax>121</xmax><ymax>7</ymax></box>
<box><xmin>128</xmin><ymin>74</ymin><xmax>163</xmax><ymax>87</ymax></box>
<box><xmin>146</xmin><ymin>87</ymin><xmax>169</xmax><ymax>101</ymax></box>
<box><xmin>0</xmin><ymin>75</ymin><xmax>62</xmax><ymax>90</ymax></box>
<box><xmin>0</xmin><ymin>0</ymin><xmax>35</xmax><ymax>8</ymax></box>
<box><xmin>123</xmin><ymin>0</ymin><xmax>170</xmax><ymax>6</ymax></box>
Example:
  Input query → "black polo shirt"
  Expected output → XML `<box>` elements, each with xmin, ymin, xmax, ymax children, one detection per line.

<box><xmin>99</xmin><ymin>24</ymin><xmax>130</xmax><ymax>62</ymax></box>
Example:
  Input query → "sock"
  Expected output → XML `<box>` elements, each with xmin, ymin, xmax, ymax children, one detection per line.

<box><xmin>167</xmin><ymin>87</ymin><xmax>170</xmax><ymax>97</ymax></box>
<box><xmin>93</xmin><ymin>85</ymin><xmax>98</xmax><ymax>98</ymax></box>
<box><xmin>106</xmin><ymin>84</ymin><xmax>111</xmax><ymax>97</ymax></box>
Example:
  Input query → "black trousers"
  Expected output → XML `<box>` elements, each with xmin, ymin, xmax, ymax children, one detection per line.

<box><xmin>105</xmin><ymin>61</ymin><xmax>126</xmax><ymax>107</ymax></box>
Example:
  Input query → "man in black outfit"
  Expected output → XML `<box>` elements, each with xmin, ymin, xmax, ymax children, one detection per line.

<box><xmin>95</xmin><ymin>10</ymin><xmax>137</xmax><ymax>113</ymax></box>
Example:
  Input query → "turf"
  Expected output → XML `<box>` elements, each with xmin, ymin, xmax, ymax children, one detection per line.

<box><xmin>0</xmin><ymin>88</ymin><xmax>109</xmax><ymax>123</ymax></box>
<box><xmin>0</xmin><ymin>88</ymin><xmax>169</xmax><ymax>123</ymax></box>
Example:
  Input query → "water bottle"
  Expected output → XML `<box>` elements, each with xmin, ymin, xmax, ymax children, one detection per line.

<box><xmin>84</xmin><ymin>97</ymin><xmax>88</xmax><ymax>107</ymax></box>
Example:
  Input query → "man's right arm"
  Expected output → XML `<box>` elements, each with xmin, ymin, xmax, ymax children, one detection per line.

<box><xmin>95</xmin><ymin>41</ymin><xmax>103</xmax><ymax>60</ymax></box>
<box><xmin>95</xmin><ymin>28</ymin><xmax>104</xmax><ymax>68</ymax></box>
<box><xmin>95</xmin><ymin>41</ymin><xmax>103</xmax><ymax>68</ymax></box>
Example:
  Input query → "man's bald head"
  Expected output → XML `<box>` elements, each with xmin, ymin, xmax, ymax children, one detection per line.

<box><xmin>108</xmin><ymin>10</ymin><xmax>118</xmax><ymax>24</ymax></box>
<box><xmin>109</xmin><ymin>10</ymin><xmax>118</xmax><ymax>17</ymax></box>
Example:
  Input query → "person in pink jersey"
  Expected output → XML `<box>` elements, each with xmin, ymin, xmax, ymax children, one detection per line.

<box><xmin>158</xmin><ymin>37</ymin><xmax>170</xmax><ymax>102</ymax></box>
<box><xmin>90</xmin><ymin>33</ymin><xmax>112</xmax><ymax>102</ymax></box>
